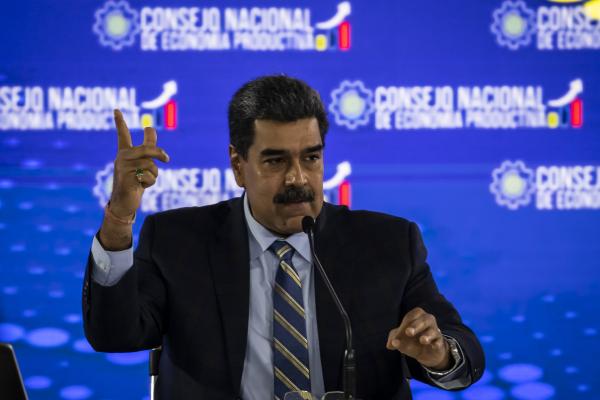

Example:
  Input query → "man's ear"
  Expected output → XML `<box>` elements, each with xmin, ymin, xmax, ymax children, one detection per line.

<box><xmin>229</xmin><ymin>144</ymin><xmax>245</xmax><ymax>188</ymax></box>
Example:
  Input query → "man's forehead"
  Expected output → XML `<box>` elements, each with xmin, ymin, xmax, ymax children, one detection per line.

<box><xmin>254</xmin><ymin>117</ymin><xmax>319</xmax><ymax>132</ymax></box>
<box><xmin>252</xmin><ymin>118</ymin><xmax>322</xmax><ymax>149</ymax></box>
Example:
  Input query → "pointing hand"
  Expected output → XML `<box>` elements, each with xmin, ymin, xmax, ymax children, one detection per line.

<box><xmin>108</xmin><ymin>109</ymin><xmax>170</xmax><ymax>219</ymax></box>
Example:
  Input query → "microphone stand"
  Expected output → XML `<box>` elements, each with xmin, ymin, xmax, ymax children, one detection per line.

<box><xmin>302</xmin><ymin>217</ymin><xmax>358</xmax><ymax>400</ymax></box>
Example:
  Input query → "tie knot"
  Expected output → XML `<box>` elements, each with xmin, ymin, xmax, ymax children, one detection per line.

<box><xmin>269</xmin><ymin>240</ymin><xmax>294</xmax><ymax>262</ymax></box>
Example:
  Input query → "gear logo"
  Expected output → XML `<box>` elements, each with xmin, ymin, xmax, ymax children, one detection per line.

<box><xmin>491</xmin><ymin>1</ymin><xmax>536</xmax><ymax>50</ymax></box>
<box><xmin>329</xmin><ymin>80</ymin><xmax>375</xmax><ymax>130</ymax></box>
<box><xmin>93</xmin><ymin>1</ymin><xmax>140</xmax><ymax>51</ymax></box>
<box><xmin>490</xmin><ymin>160</ymin><xmax>536</xmax><ymax>210</ymax></box>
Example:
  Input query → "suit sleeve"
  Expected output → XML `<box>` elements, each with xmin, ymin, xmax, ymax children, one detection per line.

<box><xmin>400</xmin><ymin>222</ymin><xmax>485</xmax><ymax>388</ymax></box>
<box><xmin>82</xmin><ymin>214</ymin><xmax>167</xmax><ymax>352</ymax></box>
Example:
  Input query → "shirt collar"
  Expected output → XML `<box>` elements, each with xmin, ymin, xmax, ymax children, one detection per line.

<box><xmin>243</xmin><ymin>193</ymin><xmax>311</xmax><ymax>263</ymax></box>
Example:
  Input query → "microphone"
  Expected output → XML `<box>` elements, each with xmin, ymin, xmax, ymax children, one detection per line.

<box><xmin>302</xmin><ymin>216</ymin><xmax>357</xmax><ymax>400</ymax></box>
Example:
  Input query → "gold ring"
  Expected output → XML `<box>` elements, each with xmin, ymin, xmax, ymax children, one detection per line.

<box><xmin>135</xmin><ymin>168</ymin><xmax>144</xmax><ymax>183</ymax></box>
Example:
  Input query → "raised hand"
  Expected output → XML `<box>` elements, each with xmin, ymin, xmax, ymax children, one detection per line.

<box><xmin>109</xmin><ymin>109</ymin><xmax>170</xmax><ymax>219</ymax></box>
<box><xmin>386</xmin><ymin>307</ymin><xmax>451</xmax><ymax>370</ymax></box>
<box><xmin>98</xmin><ymin>110</ymin><xmax>170</xmax><ymax>250</ymax></box>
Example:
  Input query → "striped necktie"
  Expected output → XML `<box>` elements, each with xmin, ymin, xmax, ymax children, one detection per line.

<box><xmin>269</xmin><ymin>240</ymin><xmax>311</xmax><ymax>399</ymax></box>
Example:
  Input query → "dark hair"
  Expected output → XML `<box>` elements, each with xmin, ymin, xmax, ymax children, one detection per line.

<box><xmin>228</xmin><ymin>75</ymin><xmax>329</xmax><ymax>159</ymax></box>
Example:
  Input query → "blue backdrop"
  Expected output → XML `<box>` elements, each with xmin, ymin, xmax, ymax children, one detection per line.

<box><xmin>1</xmin><ymin>0</ymin><xmax>599</xmax><ymax>399</ymax></box>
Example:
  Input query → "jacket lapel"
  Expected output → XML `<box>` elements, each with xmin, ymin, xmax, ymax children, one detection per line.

<box><xmin>209</xmin><ymin>198</ymin><xmax>250</xmax><ymax>396</ymax></box>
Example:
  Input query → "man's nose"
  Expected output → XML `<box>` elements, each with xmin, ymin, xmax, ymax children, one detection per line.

<box><xmin>285</xmin><ymin>160</ymin><xmax>307</xmax><ymax>186</ymax></box>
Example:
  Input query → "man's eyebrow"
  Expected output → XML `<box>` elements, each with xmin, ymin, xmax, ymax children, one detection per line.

<box><xmin>302</xmin><ymin>144</ymin><xmax>324</xmax><ymax>153</ymax></box>
<box><xmin>259</xmin><ymin>144</ymin><xmax>323</xmax><ymax>157</ymax></box>
<box><xmin>260</xmin><ymin>148</ymin><xmax>288</xmax><ymax>157</ymax></box>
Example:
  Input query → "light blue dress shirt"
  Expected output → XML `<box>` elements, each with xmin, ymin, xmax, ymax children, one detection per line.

<box><xmin>90</xmin><ymin>196</ymin><xmax>469</xmax><ymax>398</ymax></box>
<box><xmin>239</xmin><ymin>195</ymin><xmax>325</xmax><ymax>399</ymax></box>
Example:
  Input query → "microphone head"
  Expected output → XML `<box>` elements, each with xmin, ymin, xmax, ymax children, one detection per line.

<box><xmin>301</xmin><ymin>216</ymin><xmax>315</xmax><ymax>234</ymax></box>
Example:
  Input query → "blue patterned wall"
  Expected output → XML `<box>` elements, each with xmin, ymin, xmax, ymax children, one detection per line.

<box><xmin>1</xmin><ymin>1</ymin><xmax>599</xmax><ymax>399</ymax></box>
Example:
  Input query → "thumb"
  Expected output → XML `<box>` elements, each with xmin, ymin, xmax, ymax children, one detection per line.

<box><xmin>386</xmin><ymin>327</ymin><xmax>401</xmax><ymax>350</ymax></box>
<box><xmin>143</xmin><ymin>126</ymin><xmax>157</xmax><ymax>146</ymax></box>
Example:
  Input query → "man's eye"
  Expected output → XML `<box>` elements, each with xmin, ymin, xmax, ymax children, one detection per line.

<box><xmin>306</xmin><ymin>154</ymin><xmax>321</xmax><ymax>161</ymax></box>
<box><xmin>265</xmin><ymin>158</ymin><xmax>282</xmax><ymax>165</ymax></box>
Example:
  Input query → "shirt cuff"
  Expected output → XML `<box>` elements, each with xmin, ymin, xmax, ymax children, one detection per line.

<box><xmin>91</xmin><ymin>234</ymin><xmax>134</xmax><ymax>286</ymax></box>
<box><xmin>422</xmin><ymin>335</ymin><xmax>471</xmax><ymax>389</ymax></box>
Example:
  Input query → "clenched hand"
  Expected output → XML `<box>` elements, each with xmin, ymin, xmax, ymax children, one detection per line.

<box><xmin>386</xmin><ymin>307</ymin><xmax>451</xmax><ymax>370</ymax></box>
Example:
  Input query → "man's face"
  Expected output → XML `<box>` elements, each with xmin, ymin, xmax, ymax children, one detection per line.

<box><xmin>230</xmin><ymin>117</ymin><xmax>324</xmax><ymax>235</ymax></box>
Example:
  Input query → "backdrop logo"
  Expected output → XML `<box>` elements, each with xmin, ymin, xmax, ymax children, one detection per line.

<box><xmin>329</xmin><ymin>80</ymin><xmax>374</xmax><ymax>129</ymax></box>
<box><xmin>491</xmin><ymin>160</ymin><xmax>600</xmax><ymax>210</ymax></box>
<box><xmin>93</xmin><ymin>1</ymin><xmax>352</xmax><ymax>52</ymax></box>
<box><xmin>546</xmin><ymin>79</ymin><xmax>583</xmax><ymax>127</ymax></box>
<box><xmin>94</xmin><ymin>0</ymin><xmax>141</xmax><ymax>50</ymax></box>
<box><xmin>329</xmin><ymin>79</ymin><xmax>583</xmax><ymax>131</ymax></box>
<box><xmin>94</xmin><ymin>161</ymin><xmax>352</xmax><ymax>212</ymax></box>
<box><xmin>491</xmin><ymin>0</ymin><xmax>600</xmax><ymax>50</ymax></box>
<box><xmin>0</xmin><ymin>81</ymin><xmax>178</xmax><ymax>131</ymax></box>
<box><xmin>490</xmin><ymin>161</ymin><xmax>536</xmax><ymax>209</ymax></box>
<box><xmin>491</xmin><ymin>1</ymin><xmax>537</xmax><ymax>49</ymax></box>
<box><xmin>140</xmin><ymin>81</ymin><xmax>178</xmax><ymax>130</ymax></box>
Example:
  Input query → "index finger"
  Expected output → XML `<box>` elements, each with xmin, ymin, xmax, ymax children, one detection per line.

<box><xmin>114</xmin><ymin>109</ymin><xmax>133</xmax><ymax>150</ymax></box>
<box><xmin>401</xmin><ymin>307</ymin><xmax>426</xmax><ymax>326</ymax></box>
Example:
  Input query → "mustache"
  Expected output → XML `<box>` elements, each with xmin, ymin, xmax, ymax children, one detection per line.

<box><xmin>273</xmin><ymin>186</ymin><xmax>315</xmax><ymax>204</ymax></box>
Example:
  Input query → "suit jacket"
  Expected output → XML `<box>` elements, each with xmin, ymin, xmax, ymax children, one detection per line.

<box><xmin>82</xmin><ymin>197</ymin><xmax>485</xmax><ymax>399</ymax></box>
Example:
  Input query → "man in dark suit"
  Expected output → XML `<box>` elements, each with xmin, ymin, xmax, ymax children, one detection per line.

<box><xmin>83</xmin><ymin>75</ymin><xmax>485</xmax><ymax>399</ymax></box>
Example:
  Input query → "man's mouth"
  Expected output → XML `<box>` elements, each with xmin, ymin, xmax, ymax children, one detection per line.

<box><xmin>285</xmin><ymin>199</ymin><xmax>309</xmax><ymax>204</ymax></box>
